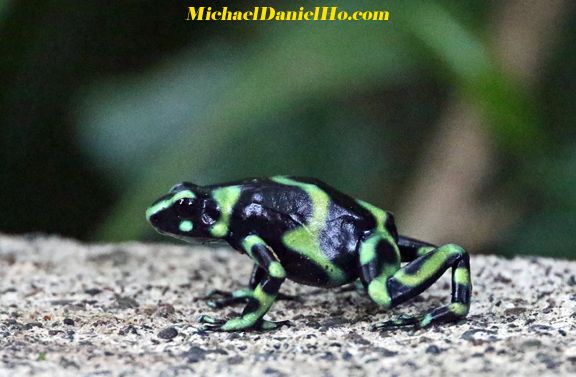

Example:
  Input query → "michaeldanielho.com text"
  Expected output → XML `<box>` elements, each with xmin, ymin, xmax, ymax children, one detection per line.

<box><xmin>186</xmin><ymin>6</ymin><xmax>390</xmax><ymax>22</ymax></box>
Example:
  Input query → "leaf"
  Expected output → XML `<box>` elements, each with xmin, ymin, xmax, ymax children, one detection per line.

<box><xmin>400</xmin><ymin>1</ymin><xmax>544</xmax><ymax>153</ymax></box>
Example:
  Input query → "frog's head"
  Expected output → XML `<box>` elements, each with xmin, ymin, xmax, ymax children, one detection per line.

<box><xmin>146</xmin><ymin>182</ymin><xmax>219</xmax><ymax>241</ymax></box>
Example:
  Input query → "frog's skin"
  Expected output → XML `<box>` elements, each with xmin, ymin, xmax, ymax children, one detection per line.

<box><xmin>146</xmin><ymin>176</ymin><xmax>472</xmax><ymax>332</ymax></box>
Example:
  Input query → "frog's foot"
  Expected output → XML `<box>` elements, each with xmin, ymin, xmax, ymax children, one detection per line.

<box><xmin>372</xmin><ymin>303</ymin><xmax>470</xmax><ymax>331</ymax></box>
<box><xmin>198</xmin><ymin>315</ymin><xmax>291</xmax><ymax>332</ymax></box>
<box><xmin>203</xmin><ymin>289</ymin><xmax>298</xmax><ymax>309</ymax></box>
<box><xmin>336</xmin><ymin>279</ymin><xmax>367</xmax><ymax>295</ymax></box>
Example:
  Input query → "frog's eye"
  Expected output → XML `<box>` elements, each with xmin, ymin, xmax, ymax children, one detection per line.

<box><xmin>174</xmin><ymin>198</ymin><xmax>195</xmax><ymax>218</ymax></box>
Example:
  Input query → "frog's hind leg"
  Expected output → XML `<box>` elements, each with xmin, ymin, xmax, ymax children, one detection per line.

<box><xmin>360</xmin><ymin>237</ymin><xmax>472</xmax><ymax>330</ymax></box>
<box><xmin>342</xmin><ymin>236</ymin><xmax>436</xmax><ymax>298</ymax></box>
<box><xmin>397</xmin><ymin>235</ymin><xmax>436</xmax><ymax>261</ymax></box>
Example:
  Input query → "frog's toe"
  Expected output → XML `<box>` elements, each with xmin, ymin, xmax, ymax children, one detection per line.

<box><xmin>198</xmin><ymin>315</ymin><xmax>291</xmax><ymax>332</ymax></box>
<box><xmin>257</xmin><ymin>319</ymin><xmax>292</xmax><ymax>331</ymax></box>
<box><xmin>205</xmin><ymin>289</ymin><xmax>229</xmax><ymax>297</ymax></box>
<box><xmin>372</xmin><ymin>314</ymin><xmax>420</xmax><ymax>331</ymax></box>
<box><xmin>203</xmin><ymin>289</ymin><xmax>297</xmax><ymax>309</ymax></box>
<box><xmin>276</xmin><ymin>292</ymin><xmax>299</xmax><ymax>301</ymax></box>
<box><xmin>198</xmin><ymin>315</ymin><xmax>234</xmax><ymax>332</ymax></box>
<box><xmin>203</xmin><ymin>289</ymin><xmax>253</xmax><ymax>309</ymax></box>
<box><xmin>207</xmin><ymin>297</ymin><xmax>247</xmax><ymax>309</ymax></box>
<box><xmin>198</xmin><ymin>314</ymin><xmax>226</xmax><ymax>326</ymax></box>
<box><xmin>199</xmin><ymin>324</ymin><xmax>226</xmax><ymax>332</ymax></box>
<box><xmin>204</xmin><ymin>288</ymin><xmax>248</xmax><ymax>299</ymax></box>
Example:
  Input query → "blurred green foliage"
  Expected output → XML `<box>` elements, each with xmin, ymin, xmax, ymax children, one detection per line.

<box><xmin>0</xmin><ymin>0</ymin><xmax>575</xmax><ymax>258</ymax></box>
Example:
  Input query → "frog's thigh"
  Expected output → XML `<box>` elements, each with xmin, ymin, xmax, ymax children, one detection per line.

<box><xmin>358</xmin><ymin>233</ymin><xmax>401</xmax><ymax>308</ymax></box>
<box><xmin>397</xmin><ymin>236</ymin><xmax>436</xmax><ymax>262</ymax></box>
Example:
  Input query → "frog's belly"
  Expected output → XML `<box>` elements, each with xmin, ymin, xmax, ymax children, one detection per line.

<box><xmin>279</xmin><ymin>249</ymin><xmax>358</xmax><ymax>288</ymax></box>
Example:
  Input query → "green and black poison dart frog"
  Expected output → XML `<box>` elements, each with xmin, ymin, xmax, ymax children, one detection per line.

<box><xmin>146</xmin><ymin>176</ymin><xmax>472</xmax><ymax>332</ymax></box>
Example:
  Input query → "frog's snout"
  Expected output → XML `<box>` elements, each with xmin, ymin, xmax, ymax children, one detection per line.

<box><xmin>147</xmin><ymin>211</ymin><xmax>160</xmax><ymax>226</ymax></box>
<box><xmin>146</xmin><ymin>195</ymin><xmax>173</xmax><ymax>224</ymax></box>
<box><xmin>146</xmin><ymin>206</ymin><xmax>165</xmax><ymax>229</ymax></box>
<box><xmin>145</xmin><ymin>207</ymin><xmax>156</xmax><ymax>223</ymax></box>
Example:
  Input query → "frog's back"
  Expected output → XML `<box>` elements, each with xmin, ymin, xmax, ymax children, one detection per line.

<box><xmin>212</xmin><ymin>176</ymin><xmax>381</xmax><ymax>286</ymax></box>
<box><xmin>209</xmin><ymin>176</ymin><xmax>377</xmax><ymax>230</ymax></box>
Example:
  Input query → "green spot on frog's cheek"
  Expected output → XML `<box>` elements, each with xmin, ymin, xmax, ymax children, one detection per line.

<box><xmin>179</xmin><ymin>220</ymin><xmax>193</xmax><ymax>232</ymax></box>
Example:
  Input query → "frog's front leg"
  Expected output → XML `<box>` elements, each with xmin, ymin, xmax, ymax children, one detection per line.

<box><xmin>205</xmin><ymin>264</ymin><xmax>297</xmax><ymax>309</ymax></box>
<box><xmin>204</xmin><ymin>264</ymin><xmax>263</xmax><ymax>308</ymax></box>
<box><xmin>199</xmin><ymin>235</ymin><xmax>289</xmax><ymax>331</ymax></box>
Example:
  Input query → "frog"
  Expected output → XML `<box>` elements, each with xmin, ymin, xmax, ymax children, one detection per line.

<box><xmin>146</xmin><ymin>176</ymin><xmax>472</xmax><ymax>332</ymax></box>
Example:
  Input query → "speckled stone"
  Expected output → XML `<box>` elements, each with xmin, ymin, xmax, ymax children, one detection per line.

<box><xmin>0</xmin><ymin>234</ymin><xmax>575</xmax><ymax>376</ymax></box>
<box><xmin>157</xmin><ymin>326</ymin><xmax>179</xmax><ymax>340</ymax></box>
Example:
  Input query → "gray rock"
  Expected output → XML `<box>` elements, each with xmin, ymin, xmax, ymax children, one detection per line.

<box><xmin>0</xmin><ymin>234</ymin><xmax>575</xmax><ymax>376</ymax></box>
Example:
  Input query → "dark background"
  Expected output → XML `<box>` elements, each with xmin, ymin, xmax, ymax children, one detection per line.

<box><xmin>1</xmin><ymin>0</ymin><xmax>575</xmax><ymax>258</ymax></box>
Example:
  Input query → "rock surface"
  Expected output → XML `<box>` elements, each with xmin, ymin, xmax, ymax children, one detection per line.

<box><xmin>0</xmin><ymin>234</ymin><xmax>575</xmax><ymax>376</ymax></box>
